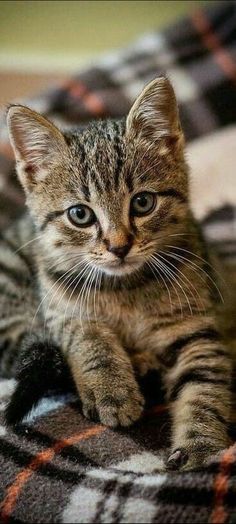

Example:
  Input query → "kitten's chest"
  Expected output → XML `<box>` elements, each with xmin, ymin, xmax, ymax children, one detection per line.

<box><xmin>95</xmin><ymin>292</ymin><xmax>156</xmax><ymax>352</ymax></box>
<box><xmin>43</xmin><ymin>275</ymin><xmax>162</xmax><ymax>351</ymax></box>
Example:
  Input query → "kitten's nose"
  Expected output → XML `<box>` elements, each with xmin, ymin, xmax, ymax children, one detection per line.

<box><xmin>108</xmin><ymin>243</ymin><xmax>131</xmax><ymax>259</ymax></box>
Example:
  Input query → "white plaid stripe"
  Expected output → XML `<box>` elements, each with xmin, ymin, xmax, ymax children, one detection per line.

<box><xmin>62</xmin><ymin>468</ymin><xmax>167</xmax><ymax>523</ymax></box>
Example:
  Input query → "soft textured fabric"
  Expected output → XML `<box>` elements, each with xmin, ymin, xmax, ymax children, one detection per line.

<box><xmin>0</xmin><ymin>2</ymin><xmax>236</xmax><ymax>522</ymax></box>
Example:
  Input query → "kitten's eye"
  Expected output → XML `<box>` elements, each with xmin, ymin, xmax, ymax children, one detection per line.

<box><xmin>68</xmin><ymin>205</ymin><xmax>96</xmax><ymax>227</ymax></box>
<box><xmin>131</xmin><ymin>192</ymin><xmax>156</xmax><ymax>216</ymax></box>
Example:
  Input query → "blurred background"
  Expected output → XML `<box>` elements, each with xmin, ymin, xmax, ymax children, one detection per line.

<box><xmin>0</xmin><ymin>0</ymin><xmax>208</xmax><ymax>106</ymax></box>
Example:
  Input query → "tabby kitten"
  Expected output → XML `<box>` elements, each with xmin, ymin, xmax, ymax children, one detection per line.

<box><xmin>1</xmin><ymin>77</ymin><xmax>232</xmax><ymax>470</ymax></box>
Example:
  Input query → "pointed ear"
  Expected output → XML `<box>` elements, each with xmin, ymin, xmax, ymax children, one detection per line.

<box><xmin>7</xmin><ymin>105</ymin><xmax>68</xmax><ymax>192</ymax></box>
<box><xmin>126</xmin><ymin>77</ymin><xmax>183</xmax><ymax>148</ymax></box>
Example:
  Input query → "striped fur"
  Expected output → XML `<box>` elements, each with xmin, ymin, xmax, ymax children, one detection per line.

<box><xmin>1</xmin><ymin>77</ymin><xmax>233</xmax><ymax>470</ymax></box>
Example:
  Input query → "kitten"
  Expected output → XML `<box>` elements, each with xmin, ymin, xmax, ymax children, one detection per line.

<box><xmin>0</xmin><ymin>77</ymin><xmax>232</xmax><ymax>470</ymax></box>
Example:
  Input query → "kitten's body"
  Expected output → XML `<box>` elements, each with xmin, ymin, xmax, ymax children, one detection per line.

<box><xmin>0</xmin><ymin>78</ymin><xmax>233</xmax><ymax>470</ymax></box>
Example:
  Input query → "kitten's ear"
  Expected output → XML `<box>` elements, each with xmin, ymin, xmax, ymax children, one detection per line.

<box><xmin>126</xmin><ymin>76</ymin><xmax>183</xmax><ymax>147</ymax></box>
<box><xmin>7</xmin><ymin>105</ymin><xmax>68</xmax><ymax>192</ymax></box>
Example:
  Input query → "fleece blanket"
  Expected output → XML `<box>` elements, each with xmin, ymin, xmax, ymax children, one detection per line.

<box><xmin>0</xmin><ymin>2</ymin><xmax>236</xmax><ymax>522</ymax></box>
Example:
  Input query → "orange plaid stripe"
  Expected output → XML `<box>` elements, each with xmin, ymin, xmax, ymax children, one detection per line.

<box><xmin>0</xmin><ymin>425</ymin><xmax>105</xmax><ymax>524</ymax></box>
<box><xmin>192</xmin><ymin>9</ymin><xmax>236</xmax><ymax>84</ymax></box>
<box><xmin>210</xmin><ymin>443</ymin><xmax>236</xmax><ymax>524</ymax></box>
<box><xmin>66</xmin><ymin>79</ymin><xmax>106</xmax><ymax>116</ymax></box>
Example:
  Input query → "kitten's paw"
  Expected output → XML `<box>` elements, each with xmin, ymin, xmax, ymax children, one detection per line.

<box><xmin>81</xmin><ymin>381</ymin><xmax>144</xmax><ymax>428</ymax></box>
<box><xmin>166</xmin><ymin>444</ymin><xmax>227</xmax><ymax>471</ymax></box>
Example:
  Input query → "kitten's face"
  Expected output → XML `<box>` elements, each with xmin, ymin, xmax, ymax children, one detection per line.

<box><xmin>7</xmin><ymin>77</ymin><xmax>188</xmax><ymax>280</ymax></box>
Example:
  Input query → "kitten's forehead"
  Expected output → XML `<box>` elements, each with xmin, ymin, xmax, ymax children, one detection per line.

<box><xmin>68</xmin><ymin>118</ymin><xmax>131</xmax><ymax>198</ymax></box>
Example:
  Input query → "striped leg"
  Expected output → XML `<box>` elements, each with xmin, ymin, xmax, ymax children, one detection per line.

<box><xmin>164</xmin><ymin>323</ymin><xmax>232</xmax><ymax>470</ymax></box>
<box><xmin>53</xmin><ymin>319</ymin><xmax>144</xmax><ymax>427</ymax></box>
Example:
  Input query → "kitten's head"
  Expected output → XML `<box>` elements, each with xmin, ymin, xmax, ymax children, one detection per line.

<box><xmin>7</xmin><ymin>77</ymin><xmax>188</xmax><ymax>279</ymax></box>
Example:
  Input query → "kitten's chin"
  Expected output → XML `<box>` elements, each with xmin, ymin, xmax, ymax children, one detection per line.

<box><xmin>100</xmin><ymin>260</ymin><xmax>143</xmax><ymax>277</ymax></box>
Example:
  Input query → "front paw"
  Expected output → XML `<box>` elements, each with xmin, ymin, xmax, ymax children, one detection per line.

<box><xmin>81</xmin><ymin>379</ymin><xmax>144</xmax><ymax>428</ymax></box>
<box><xmin>166</xmin><ymin>443</ymin><xmax>228</xmax><ymax>471</ymax></box>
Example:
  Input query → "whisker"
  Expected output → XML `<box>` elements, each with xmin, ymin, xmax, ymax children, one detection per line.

<box><xmin>146</xmin><ymin>259</ymin><xmax>174</xmax><ymax>316</ymax></box>
<box><xmin>166</xmin><ymin>244</ymin><xmax>225</xmax><ymax>302</ymax></box>
<box><xmin>62</xmin><ymin>262</ymin><xmax>91</xmax><ymax>338</ymax></box>
<box><xmin>150</xmin><ymin>255</ymin><xmax>184</xmax><ymax>318</ymax></box>
<box><xmin>163</xmin><ymin>249</ymin><xmax>211</xmax><ymax>290</ymax></box>
<box><xmin>93</xmin><ymin>267</ymin><xmax>101</xmax><ymax>327</ymax></box>
<box><xmin>84</xmin><ymin>265</ymin><xmax>96</xmax><ymax>328</ymax></box>
<box><xmin>44</xmin><ymin>268</ymin><xmax>87</xmax><ymax>339</ymax></box>
<box><xmin>14</xmin><ymin>234</ymin><xmax>44</xmax><ymax>254</ymax></box>
<box><xmin>89</xmin><ymin>267</ymin><xmax>98</xmax><ymax>325</ymax></box>
<box><xmin>167</xmin><ymin>233</ymin><xmax>197</xmax><ymax>238</ymax></box>
<box><xmin>154</xmin><ymin>253</ymin><xmax>194</xmax><ymax>316</ymax></box>
<box><xmin>44</xmin><ymin>250</ymin><xmax>89</xmax><ymax>271</ymax></box>
<box><xmin>44</xmin><ymin>254</ymin><xmax>84</xmax><ymax>273</ymax></box>
<box><xmin>158</xmin><ymin>251</ymin><xmax>206</xmax><ymax>315</ymax></box>
<box><xmin>44</xmin><ymin>259</ymin><xmax>87</xmax><ymax>338</ymax></box>
<box><xmin>151</xmin><ymin>254</ymin><xmax>193</xmax><ymax>316</ymax></box>
<box><xmin>31</xmin><ymin>258</ymin><xmax>86</xmax><ymax>333</ymax></box>
<box><xmin>78</xmin><ymin>266</ymin><xmax>95</xmax><ymax>334</ymax></box>
<box><xmin>137</xmin><ymin>233</ymin><xmax>198</xmax><ymax>256</ymax></box>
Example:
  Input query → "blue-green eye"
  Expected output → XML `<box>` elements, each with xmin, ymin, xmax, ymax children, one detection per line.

<box><xmin>131</xmin><ymin>192</ymin><xmax>156</xmax><ymax>216</ymax></box>
<box><xmin>68</xmin><ymin>205</ymin><xmax>96</xmax><ymax>227</ymax></box>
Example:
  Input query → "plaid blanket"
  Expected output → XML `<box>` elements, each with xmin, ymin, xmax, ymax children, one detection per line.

<box><xmin>0</xmin><ymin>1</ymin><xmax>236</xmax><ymax>523</ymax></box>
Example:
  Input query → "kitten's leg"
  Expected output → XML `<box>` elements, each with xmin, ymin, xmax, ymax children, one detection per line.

<box><xmin>54</xmin><ymin>320</ymin><xmax>144</xmax><ymax>427</ymax></box>
<box><xmin>163</xmin><ymin>321</ymin><xmax>232</xmax><ymax>470</ymax></box>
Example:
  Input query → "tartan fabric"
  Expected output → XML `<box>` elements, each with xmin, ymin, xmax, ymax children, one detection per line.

<box><xmin>0</xmin><ymin>379</ymin><xmax>236</xmax><ymax>524</ymax></box>
<box><xmin>0</xmin><ymin>1</ymin><xmax>236</xmax><ymax>523</ymax></box>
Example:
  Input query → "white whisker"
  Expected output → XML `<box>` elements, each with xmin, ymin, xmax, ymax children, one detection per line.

<box><xmin>45</xmin><ymin>253</ymin><xmax>86</xmax><ymax>272</ymax></box>
<box><xmin>146</xmin><ymin>259</ymin><xmax>174</xmax><ymax>315</ymax></box>
<box><xmin>166</xmin><ymin>244</ymin><xmax>225</xmax><ymax>303</ymax></box>
<box><xmin>153</xmin><ymin>254</ymin><xmax>193</xmax><ymax>316</ymax></box>
<box><xmin>93</xmin><ymin>267</ymin><xmax>101</xmax><ymax>326</ymax></box>
<box><xmin>44</xmin><ymin>259</ymin><xmax>87</xmax><ymax>338</ymax></box>
<box><xmin>86</xmin><ymin>266</ymin><xmax>97</xmax><ymax>327</ymax></box>
<box><xmin>62</xmin><ymin>262</ymin><xmax>91</xmax><ymax>338</ymax></box>
<box><xmin>162</xmin><ymin>249</ymin><xmax>211</xmax><ymax>290</ymax></box>
<box><xmin>15</xmin><ymin>234</ymin><xmax>43</xmax><ymax>254</ymax></box>
<box><xmin>158</xmin><ymin>250</ymin><xmax>206</xmax><ymax>314</ymax></box>
<box><xmin>78</xmin><ymin>266</ymin><xmax>95</xmax><ymax>334</ymax></box>
<box><xmin>30</xmin><ymin>258</ymin><xmax>86</xmax><ymax>334</ymax></box>
<box><xmin>150</xmin><ymin>255</ymin><xmax>184</xmax><ymax>318</ymax></box>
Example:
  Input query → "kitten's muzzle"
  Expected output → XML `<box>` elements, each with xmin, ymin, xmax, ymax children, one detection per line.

<box><xmin>107</xmin><ymin>243</ymin><xmax>131</xmax><ymax>259</ymax></box>
<box><xmin>105</xmin><ymin>236</ymin><xmax>133</xmax><ymax>259</ymax></box>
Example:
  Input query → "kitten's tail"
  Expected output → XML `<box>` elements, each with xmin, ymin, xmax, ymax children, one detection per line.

<box><xmin>5</xmin><ymin>333</ymin><xmax>74</xmax><ymax>425</ymax></box>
